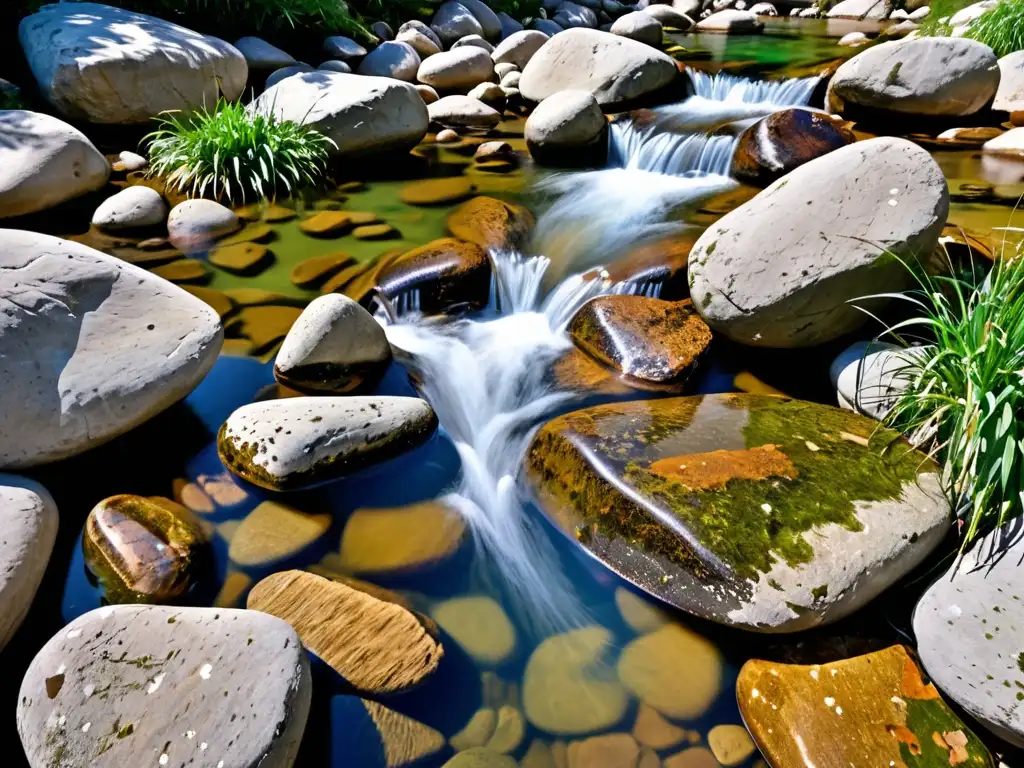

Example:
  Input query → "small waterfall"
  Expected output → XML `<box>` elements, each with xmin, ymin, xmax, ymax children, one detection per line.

<box><xmin>383</xmin><ymin>72</ymin><xmax>823</xmax><ymax>633</ymax></box>
<box><xmin>535</xmin><ymin>71</ymin><xmax>820</xmax><ymax>280</ymax></box>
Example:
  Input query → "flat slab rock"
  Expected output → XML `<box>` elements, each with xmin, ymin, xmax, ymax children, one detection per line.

<box><xmin>217</xmin><ymin>396</ymin><xmax>437</xmax><ymax>490</ymax></box>
<box><xmin>738</xmin><ymin>645</ymin><xmax>994</xmax><ymax>768</ymax></box>
<box><xmin>0</xmin><ymin>474</ymin><xmax>58</xmax><ymax>651</ymax></box>
<box><xmin>526</xmin><ymin>394</ymin><xmax>950</xmax><ymax>632</ymax></box>
<box><xmin>0</xmin><ymin>230</ymin><xmax>223</xmax><ymax>468</ymax></box>
<box><xmin>17</xmin><ymin>605</ymin><xmax>311</xmax><ymax>768</ymax></box>
<box><xmin>247</xmin><ymin>570</ymin><xmax>443</xmax><ymax>694</ymax></box>
<box><xmin>914</xmin><ymin>524</ymin><xmax>1024</xmax><ymax>747</ymax></box>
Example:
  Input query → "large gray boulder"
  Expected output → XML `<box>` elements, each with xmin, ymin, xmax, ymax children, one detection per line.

<box><xmin>994</xmin><ymin>51</ymin><xmax>1024</xmax><ymax>112</ymax></box>
<box><xmin>0</xmin><ymin>111</ymin><xmax>109</xmax><ymax>219</ymax></box>
<box><xmin>418</xmin><ymin>47</ymin><xmax>495</xmax><ymax>90</ymax></box>
<box><xmin>0</xmin><ymin>230</ymin><xmax>223</xmax><ymax>468</ymax></box>
<box><xmin>428</xmin><ymin>95</ymin><xmax>503</xmax><ymax>128</ymax></box>
<box><xmin>357</xmin><ymin>41</ymin><xmax>421</xmax><ymax>81</ymax></box>
<box><xmin>433</xmin><ymin>1</ymin><xmax>486</xmax><ymax>47</ymax></box>
<box><xmin>397</xmin><ymin>24</ymin><xmax>443</xmax><ymax>58</ymax></box>
<box><xmin>827</xmin><ymin>0</ymin><xmax>887</xmax><ymax>18</ymax></box>
<box><xmin>642</xmin><ymin>4</ymin><xmax>695</xmax><ymax>28</ymax></box>
<box><xmin>251</xmin><ymin>71</ymin><xmax>429</xmax><ymax>157</ymax></box>
<box><xmin>519</xmin><ymin>28</ymin><xmax>678</xmax><ymax>108</ymax></box>
<box><xmin>492</xmin><ymin>30</ymin><xmax>550</xmax><ymax>69</ymax></box>
<box><xmin>611</xmin><ymin>12</ymin><xmax>664</xmax><ymax>45</ymax></box>
<box><xmin>17</xmin><ymin>605</ymin><xmax>311</xmax><ymax>767</ymax></box>
<box><xmin>688</xmin><ymin>138</ymin><xmax>948</xmax><ymax>348</ymax></box>
<box><xmin>460</xmin><ymin>0</ymin><xmax>505</xmax><ymax>41</ymax></box>
<box><xmin>694</xmin><ymin>9</ymin><xmax>763</xmax><ymax>31</ymax></box>
<box><xmin>0</xmin><ymin>475</ymin><xmax>57</xmax><ymax>652</ymax></box>
<box><xmin>827</xmin><ymin>38</ymin><xmax>1000</xmax><ymax>117</ymax></box>
<box><xmin>914</xmin><ymin>524</ymin><xmax>1024</xmax><ymax>747</ymax></box>
<box><xmin>525</xmin><ymin>89</ymin><xmax>609</xmax><ymax>165</ymax></box>
<box><xmin>19</xmin><ymin>3</ymin><xmax>246</xmax><ymax>124</ymax></box>
<box><xmin>167</xmin><ymin>199</ymin><xmax>241</xmax><ymax>253</ymax></box>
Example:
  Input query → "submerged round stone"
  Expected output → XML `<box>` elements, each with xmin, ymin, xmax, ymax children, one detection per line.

<box><xmin>217</xmin><ymin>396</ymin><xmax>438</xmax><ymax>491</ymax></box>
<box><xmin>83</xmin><ymin>494</ymin><xmax>208</xmax><ymax>604</ymax></box>
<box><xmin>526</xmin><ymin>394</ymin><xmax>950</xmax><ymax>632</ymax></box>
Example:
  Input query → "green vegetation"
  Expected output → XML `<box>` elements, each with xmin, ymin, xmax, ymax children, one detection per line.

<box><xmin>869</xmin><ymin>245</ymin><xmax>1024</xmax><ymax>546</ymax></box>
<box><xmin>963</xmin><ymin>0</ymin><xmax>1024</xmax><ymax>57</ymax></box>
<box><xmin>145</xmin><ymin>99</ymin><xmax>334</xmax><ymax>204</ymax></box>
<box><xmin>919</xmin><ymin>0</ymin><xmax>1024</xmax><ymax>57</ymax></box>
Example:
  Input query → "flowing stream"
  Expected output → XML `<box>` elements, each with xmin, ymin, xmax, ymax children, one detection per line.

<box><xmin>382</xmin><ymin>72</ymin><xmax>819</xmax><ymax>633</ymax></box>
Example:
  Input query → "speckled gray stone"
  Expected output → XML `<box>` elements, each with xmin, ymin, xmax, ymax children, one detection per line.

<box><xmin>0</xmin><ymin>475</ymin><xmax>57</xmax><ymax>651</ymax></box>
<box><xmin>17</xmin><ymin>605</ymin><xmax>311</xmax><ymax>767</ymax></box>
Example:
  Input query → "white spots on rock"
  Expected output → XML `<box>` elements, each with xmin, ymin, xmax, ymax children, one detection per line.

<box><xmin>824</xmin><ymin>696</ymin><xmax>835</xmax><ymax>708</ymax></box>
<box><xmin>751</xmin><ymin>688</ymin><xmax>760</xmax><ymax>699</ymax></box>
<box><xmin>809</xmin><ymin>667</ymin><xmax>819</xmax><ymax>681</ymax></box>
<box><xmin>769</xmin><ymin>669</ymin><xmax>779</xmax><ymax>677</ymax></box>
<box><xmin>199</xmin><ymin>663</ymin><xmax>213</xmax><ymax>680</ymax></box>
<box><xmin>186</xmin><ymin>730</ymin><xmax>196</xmax><ymax>739</ymax></box>
<box><xmin>81</xmin><ymin>722</ymin><xmax>90</xmax><ymax>733</ymax></box>
<box><xmin>200</xmin><ymin>742</ymin><xmax>208</xmax><ymax>751</ymax></box>
<box><xmin>83</xmin><ymin>683</ymin><xmax>95</xmax><ymax>698</ymax></box>
<box><xmin>66</xmin><ymin>629</ymin><xmax>82</xmax><ymax>639</ymax></box>
<box><xmin>56</xmin><ymin>664</ymin><xmax>66</xmax><ymax>676</ymax></box>
<box><xmin>835</xmin><ymin>705</ymin><xmax>843</xmax><ymax>716</ymax></box>
<box><xmin>889</xmin><ymin>188</ymin><xmax>899</xmax><ymax>195</ymax></box>
<box><xmin>159</xmin><ymin>754</ymin><xmax>169</xmax><ymax>766</ymax></box>
<box><xmin>57</xmin><ymin>715</ymin><xmax>66</xmax><ymax>726</ymax></box>
<box><xmin>147</xmin><ymin>673</ymin><xmax>166</xmax><ymax>694</ymax></box>
<box><xmin>947</xmin><ymin>604</ymin><xmax>963</xmax><ymax>618</ymax></box>
<box><xmin>830</xmin><ymin>669</ymin><xmax>838</xmax><ymax>677</ymax></box>
<box><xmin>218</xmin><ymin>762</ymin><xmax>225</xmax><ymax>768</ymax></box>
<box><xmin>100</xmin><ymin>607</ymin><xmax>115</xmax><ymax>619</ymax></box>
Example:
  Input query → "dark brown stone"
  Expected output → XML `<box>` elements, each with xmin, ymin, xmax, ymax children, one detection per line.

<box><xmin>605</xmin><ymin>233</ymin><xmax>695</xmax><ymax>301</ymax></box>
<box><xmin>569</xmin><ymin>296</ymin><xmax>711</xmax><ymax>385</ymax></box>
<box><xmin>370</xmin><ymin>238</ymin><xmax>491</xmax><ymax>314</ymax></box>
<box><xmin>732</xmin><ymin>108</ymin><xmax>856</xmax><ymax>187</ymax></box>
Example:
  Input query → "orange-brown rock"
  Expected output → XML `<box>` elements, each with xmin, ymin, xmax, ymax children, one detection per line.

<box><xmin>447</xmin><ymin>196</ymin><xmax>535</xmax><ymax>251</ymax></box>
<box><xmin>400</xmin><ymin>177</ymin><xmax>476</xmax><ymax>206</ymax></box>
<box><xmin>732</xmin><ymin>108</ymin><xmax>856</xmax><ymax>187</ymax></box>
<box><xmin>227</xmin><ymin>305</ymin><xmax>303</xmax><ymax>353</ymax></box>
<box><xmin>209</xmin><ymin>242</ymin><xmax>274</xmax><ymax>275</ymax></box>
<box><xmin>373</xmin><ymin>238</ymin><xmax>491</xmax><ymax>314</ymax></box>
<box><xmin>247</xmin><ymin>570</ymin><xmax>443</xmax><ymax>694</ymax></box>
<box><xmin>299</xmin><ymin>211</ymin><xmax>356</xmax><ymax>237</ymax></box>
<box><xmin>737</xmin><ymin>646</ymin><xmax>993</xmax><ymax>768</ymax></box>
<box><xmin>569</xmin><ymin>296</ymin><xmax>712</xmax><ymax>385</ymax></box>
<box><xmin>605</xmin><ymin>233</ymin><xmax>695</xmax><ymax>301</ymax></box>
<box><xmin>567</xmin><ymin>733</ymin><xmax>639</xmax><ymax>768</ymax></box>
<box><xmin>290</xmin><ymin>252</ymin><xmax>357</xmax><ymax>288</ymax></box>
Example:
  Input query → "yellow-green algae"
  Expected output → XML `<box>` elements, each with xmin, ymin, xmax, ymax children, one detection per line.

<box><xmin>527</xmin><ymin>395</ymin><xmax>936</xmax><ymax>581</ymax></box>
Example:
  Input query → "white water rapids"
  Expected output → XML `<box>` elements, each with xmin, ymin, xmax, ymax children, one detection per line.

<box><xmin>382</xmin><ymin>72</ymin><xmax>819</xmax><ymax>633</ymax></box>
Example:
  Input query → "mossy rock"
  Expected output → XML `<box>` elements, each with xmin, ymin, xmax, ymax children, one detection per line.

<box><xmin>82</xmin><ymin>495</ymin><xmax>208</xmax><ymax>604</ymax></box>
<box><xmin>526</xmin><ymin>394</ymin><xmax>951</xmax><ymax>632</ymax></box>
<box><xmin>400</xmin><ymin>177</ymin><xmax>477</xmax><ymax>206</ymax></box>
<box><xmin>290</xmin><ymin>252</ymin><xmax>357</xmax><ymax>289</ymax></box>
<box><xmin>446</xmin><ymin>196</ymin><xmax>535</xmax><ymax>251</ymax></box>
<box><xmin>209</xmin><ymin>242</ymin><xmax>274</xmax><ymax>276</ymax></box>
<box><xmin>353</xmin><ymin>223</ymin><xmax>399</xmax><ymax>240</ymax></box>
<box><xmin>737</xmin><ymin>645</ymin><xmax>994</xmax><ymax>768</ymax></box>
<box><xmin>569</xmin><ymin>296</ymin><xmax>711</xmax><ymax>385</ymax></box>
<box><xmin>299</xmin><ymin>211</ymin><xmax>356</xmax><ymax>237</ymax></box>
<box><xmin>151</xmin><ymin>258</ymin><xmax>211</xmax><ymax>284</ymax></box>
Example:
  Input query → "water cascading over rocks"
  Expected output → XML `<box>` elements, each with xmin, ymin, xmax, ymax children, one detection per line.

<box><xmin>378</xmin><ymin>73</ymin><xmax>822</xmax><ymax>633</ymax></box>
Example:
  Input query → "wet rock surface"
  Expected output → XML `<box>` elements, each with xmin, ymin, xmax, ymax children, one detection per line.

<box><xmin>372</xmin><ymin>237</ymin><xmax>492</xmax><ymax>314</ymax></box>
<box><xmin>738</xmin><ymin>645</ymin><xmax>994</xmax><ymax>768</ymax></box>
<box><xmin>569</xmin><ymin>296</ymin><xmax>711</xmax><ymax>385</ymax></box>
<box><xmin>218</xmin><ymin>396</ymin><xmax>438</xmax><ymax>490</ymax></box>
<box><xmin>338</xmin><ymin>501</ymin><xmax>466</xmax><ymax>574</ymax></box>
<box><xmin>914</xmin><ymin>524</ymin><xmax>1024</xmax><ymax>747</ymax></box>
<box><xmin>447</xmin><ymin>195</ymin><xmax>535</xmax><ymax>250</ymax></box>
<box><xmin>731</xmin><ymin>108</ymin><xmax>856</xmax><ymax>187</ymax></box>
<box><xmin>83</xmin><ymin>495</ymin><xmax>207</xmax><ymax>604</ymax></box>
<box><xmin>527</xmin><ymin>394</ymin><xmax>950</xmax><ymax>631</ymax></box>
<box><xmin>17</xmin><ymin>605</ymin><xmax>311</xmax><ymax>768</ymax></box>
<box><xmin>247</xmin><ymin>570</ymin><xmax>443</xmax><ymax>694</ymax></box>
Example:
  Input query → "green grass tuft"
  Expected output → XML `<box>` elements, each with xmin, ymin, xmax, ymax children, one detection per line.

<box><xmin>963</xmin><ymin>0</ymin><xmax>1024</xmax><ymax>57</ymax></box>
<box><xmin>145</xmin><ymin>99</ymin><xmax>334</xmax><ymax>205</ymax></box>
<box><xmin>865</xmin><ymin>239</ymin><xmax>1024</xmax><ymax>546</ymax></box>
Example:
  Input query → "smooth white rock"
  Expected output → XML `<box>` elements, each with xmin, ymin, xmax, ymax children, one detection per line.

<box><xmin>418</xmin><ymin>46</ymin><xmax>495</xmax><ymax>90</ymax></box>
<box><xmin>116</xmin><ymin>150</ymin><xmax>148</xmax><ymax>172</ymax></box>
<box><xmin>642</xmin><ymin>4</ymin><xmax>695</xmax><ymax>28</ymax></box>
<box><xmin>19</xmin><ymin>3</ymin><xmax>246</xmax><ymax>124</ymax></box>
<box><xmin>694</xmin><ymin>9</ymin><xmax>763</xmax><ymax>31</ymax></box>
<box><xmin>0</xmin><ymin>475</ymin><xmax>57</xmax><ymax>651</ymax></box>
<box><xmin>749</xmin><ymin>2</ymin><xmax>778</xmax><ymax>14</ymax></box>
<box><xmin>399</xmin><ymin>20</ymin><xmax>444</xmax><ymax>51</ymax></box>
<box><xmin>491</xmin><ymin>30</ymin><xmax>550</xmax><ymax>69</ymax></box>
<box><xmin>429</xmin><ymin>95</ymin><xmax>503</xmax><ymax>128</ymax></box>
<box><xmin>838</xmin><ymin>31</ymin><xmax>870</xmax><ymax>47</ymax></box>
<box><xmin>827</xmin><ymin>0</ymin><xmax>887</xmax><ymax>18</ymax></box>
<box><xmin>397</xmin><ymin>26</ymin><xmax>443</xmax><ymax>58</ymax></box>
<box><xmin>252</xmin><ymin>72</ymin><xmax>429</xmax><ymax>157</ymax></box>
<box><xmin>453</xmin><ymin>34</ymin><xmax>496</xmax><ymax>53</ymax></box>
<box><xmin>994</xmin><ymin>51</ymin><xmax>1024</xmax><ymax>112</ymax></box>
<box><xmin>983</xmin><ymin>127</ymin><xmax>1024</xmax><ymax>154</ymax></box>
<box><xmin>0</xmin><ymin>111</ymin><xmax>109</xmax><ymax>218</ymax></box>
<box><xmin>357</xmin><ymin>41</ymin><xmax>421</xmax><ymax>81</ymax></box>
<box><xmin>948</xmin><ymin>0</ymin><xmax>997</xmax><ymax>26</ymax></box>
<box><xmin>908</xmin><ymin>6</ymin><xmax>931</xmax><ymax>19</ymax></box>
<box><xmin>0</xmin><ymin>230</ymin><xmax>223</xmax><ymax>468</ymax></box>
<box><xmin>167</xmin><ymin>199</ymin><xmax>241</xmax><ymax>253</ymax></box>
<box><xmin>17</xmin><ymin>605</ymin><xmax>311</xmax><ymax>767</ymax></box>
<box><xmin>91</xmin><ymin>186</ymin><xmax>167</xmax><ymax>230</ymax></box>
<box><xmin>432</xmin><ymin>2</ymin><xmax>486</xmax><ymax>47</ymax></box>
<box><xmin>611</xmin><ymin>11</ymin><xmax>664</xmax><ymax>45</ymax></box>
<box><xmin>275</xmin><ymin>294</ymin><xmax>391</xmax><ymax>383</ymax></box>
